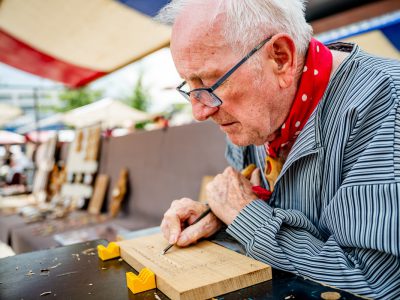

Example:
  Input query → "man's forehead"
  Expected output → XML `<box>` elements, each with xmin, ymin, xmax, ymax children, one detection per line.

<box><xmin>171</xmin><ymin>0</ymin><xmax>231</xmax><ymax>80</ymax></box>
<box><xmin>171</xmin><ymin>8</ymin><xmax>231</xmax><ymax>80</ymax></box>
<box><xmin>172</xmin><ymin>36</ymin><xmax>232</xmax><ymax>81</ymax></box>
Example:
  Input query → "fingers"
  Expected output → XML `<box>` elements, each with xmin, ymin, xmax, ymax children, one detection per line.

<box><xmin>177</xmin><ymin>212</ymin><xmax>222</xmax><ymax>247</ymax></box>
<box><xmin>160</xmin><ymin>198</ymin><xmax>209</xmax><ymax>245</ymax></box>
<box><xmin>160</xmin><ymin>211</ymin><xmax>181</xmax><ymax>244</ymax></box>
<box><xmin>250</xmin><ymin>167</ymin><xmax>261</xmax><ymax>186</ymax></box>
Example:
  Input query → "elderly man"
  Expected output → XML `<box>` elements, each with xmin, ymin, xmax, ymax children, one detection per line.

<box><xmin>156</xmin><ymin>1</ymin><xmax>400</xmax><ymax>298</ymax></box>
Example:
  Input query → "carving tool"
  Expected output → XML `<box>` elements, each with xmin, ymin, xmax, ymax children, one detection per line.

<box><xmin>161</xmin><ymin>206</ymin><xmax>212</xmax><ymax>255</ymax></box>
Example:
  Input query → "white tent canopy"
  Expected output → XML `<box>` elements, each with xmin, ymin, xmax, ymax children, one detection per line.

<box><xmin>16</xmin><ymin>113</ymin><xmax>64</xmax><ymax>134</ymax></box>
<box><xmin>62</xmin><ymin>98</ymin><xmax>152</xmax><ymax>129</ymax></box>
<box><xmin>0</xmin><ymin>104</ymin><xmax>23</xmax><ymax>127</ymax></box>
<box><xmin>0</xmin><ymin>130</ymin><xmax>25</xmax><ymax>144</ymax></box>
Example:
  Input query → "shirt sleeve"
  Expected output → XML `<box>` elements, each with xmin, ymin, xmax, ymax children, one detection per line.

<box><xmin>227</xmin><ymin>184</ymin><xmax>400</xmax><ymax>299</ymax></box>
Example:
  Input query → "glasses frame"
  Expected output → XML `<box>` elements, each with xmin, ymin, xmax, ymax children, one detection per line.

<box><xmin>176</xmin><ymin>36</ymin><xmax>273</xmax><ymax>108</ymax></box>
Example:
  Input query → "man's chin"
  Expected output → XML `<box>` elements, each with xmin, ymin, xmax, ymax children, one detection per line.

<box><xmin>226</xmin><ymin>133</ymin><xmax>252</xmax><ymax>147</ymax></box>
<box><xmin>226</xmin><ymin>132</ymin><xmax>267</xmax><ymax>147</ymax></box>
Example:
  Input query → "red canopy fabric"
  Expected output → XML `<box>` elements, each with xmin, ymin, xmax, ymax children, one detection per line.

<box><xmin>0</xmin><ymin>0</ymin><xmax>171</xmax><ymax>87</ymax></box>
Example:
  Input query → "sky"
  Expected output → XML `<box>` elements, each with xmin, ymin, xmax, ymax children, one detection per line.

<box><xmin>0</xmin><ymin>47</ymin><xmax>186</xmax><ymax>114</ymax></box>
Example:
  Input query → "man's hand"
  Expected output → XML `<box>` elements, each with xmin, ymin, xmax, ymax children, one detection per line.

<box><xmin>161</xmin><ymin>198</ymin><xmax>222</xmax><ymax>247</ymax></box>
<box><xmin>207</xmin><ymin>166</ymin><xmax>257</xmax><ymax>225</ymax></box>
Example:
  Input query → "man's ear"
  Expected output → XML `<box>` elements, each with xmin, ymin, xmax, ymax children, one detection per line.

<box><xmin>265</xmin><ymin>34</ymin><xmax>297</xmax><ymax>88</ymax></box>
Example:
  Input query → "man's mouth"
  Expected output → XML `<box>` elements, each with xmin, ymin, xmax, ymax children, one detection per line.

<box><xmin>220</xmin><ymin>122</ymin><xmax>236</xmax><ymax>127</ymax></box>
<box><xmin>219</xmin><ymin>122</ymin><xmax>239</xmax><ymax>132</ymax></box>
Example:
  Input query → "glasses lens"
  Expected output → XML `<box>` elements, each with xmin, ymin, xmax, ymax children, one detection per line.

<box><xmin>177</xmin><ymin>82</ymin><xmax>222</xmax><ymax>107</ymax></box>
<box><xmin>191</xmin><ymin>90</ymin><xmax>222</xmax><ymax>107</ymax></box>
<box><xmin>178</xmin><ymin>89</ymin><xmax>189</xmax><ymax>100</ymax></box>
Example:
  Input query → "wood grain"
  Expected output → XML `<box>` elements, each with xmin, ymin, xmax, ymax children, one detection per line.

<box><xmin>118</xmin><ymin>233</ymin><xmax>272</xmax><ymax>300</ymax></box>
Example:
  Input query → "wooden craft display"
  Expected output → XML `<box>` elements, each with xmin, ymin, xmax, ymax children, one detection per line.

<box><xmin>85</xmin><ymin>127</ymin><xmax>101</xmax><ymax>161</ymax></box>
<box><xmin>65</xmin><ymin>124</ymin><xmax>101</xmax><ymax>174</ymax></box>
<box><xmin>88</xmin><ymin>174</ymin><xmax>109</xmax><ymax>215</ymax></box>
<box><xmin>118</xmin><ymin>233</ymin><xmax>272</xmax><ymax>300</ymax></box>
<box><xmin>109</xmin><ymin>168</ymin><xmax>128</xmax><ymax>218</ymax></box>
<box><xmin>62</xmin><ymin>124</ymin><xmax>101</xmax><ymax>200</ymax></box>
<box><xmin>32</xmin><ymin>136</ymin><xmax>57</xmax><ymax>201</ymax></box>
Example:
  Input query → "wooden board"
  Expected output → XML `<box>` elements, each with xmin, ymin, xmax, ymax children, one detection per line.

<box><xmin>118</xmin><ymin>233</ymin><xmax>272</xmax><ymax>300</ymax></box>
<box><xmin>88</xmin><ymin>174</ymin><xmax>109</xmax><ymax>214</ymax></box>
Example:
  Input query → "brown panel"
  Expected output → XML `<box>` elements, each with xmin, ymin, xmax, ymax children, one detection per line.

<box><xmin>99</xmin><ymin>121</ymin><xmax>227</xmax><ymax>221</ymax></box>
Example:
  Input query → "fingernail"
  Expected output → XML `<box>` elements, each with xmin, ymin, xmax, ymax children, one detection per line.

<box><xmin>169</xmin><ymin>234</ymin><xmax>177</xmax><ymax>244</ymax></box>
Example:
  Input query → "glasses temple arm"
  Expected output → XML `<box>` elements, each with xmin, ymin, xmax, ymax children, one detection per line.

<box><xmin>210</xmin><ymin>37</ymin><xmax>271</xmax><ymax>91</ymax></box>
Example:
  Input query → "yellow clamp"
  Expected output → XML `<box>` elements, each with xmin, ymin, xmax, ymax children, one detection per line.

<box><xmin>126</xmin><ymin>268</ymin><xmax>156</xmax><ymax>294</ymax></box>
<box><xmin>264</xmin><ymin>156</ymin><xmax>283</xmax><ymax>192</ymax></box>
<box><xmin>241</xmin><ymin>164</ymin><xmax>256</xmax><ymax>179</ymax></box>
<box><xmin>97</xmin><ymin>242</ymin><xmax>120</xmax><ymax>261</ymax></box>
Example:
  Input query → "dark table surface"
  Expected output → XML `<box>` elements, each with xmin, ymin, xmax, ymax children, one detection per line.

<box><xmin>0</xmin><ymin>239</ymin><xmax>363</xmax><ymax>300</ymax></box>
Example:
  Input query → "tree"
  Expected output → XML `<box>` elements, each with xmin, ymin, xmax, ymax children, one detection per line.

<box><xmin>125</xmin><ymin>72</ymin><xmax>151</xmax><ymax>112</ymax></box>
<box><xmin>48</xmin><ymin>87</ymin><xmax>103</xmax><ymax>112</ymax></box>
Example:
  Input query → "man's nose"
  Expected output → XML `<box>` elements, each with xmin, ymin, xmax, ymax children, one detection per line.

<box><xmin>191</xmin><ymin>99</ymin><xmax>219</xmax><ymax>121</ymax></box>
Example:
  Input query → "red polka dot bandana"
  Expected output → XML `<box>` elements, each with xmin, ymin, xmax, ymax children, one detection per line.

<box><xmin>252</xmin><ymin>38</ymin><xmax>332</xmax><ymax>201</ymax></box>
<box><xmin>266</xmin><ymin>38</ymin><xmax>333</xmax><ymax>158</ymax></box>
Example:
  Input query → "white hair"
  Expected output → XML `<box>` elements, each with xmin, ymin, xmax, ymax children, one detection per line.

<box><xmin>155</xmin><ymin>0</ymin><xmax>313</xmax><ymax>56</ymax></box>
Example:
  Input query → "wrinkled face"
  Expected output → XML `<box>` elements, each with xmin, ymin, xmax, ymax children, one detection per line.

<box><xmin>171</xmin><ymin>8</ymin><xmax>291</xmax><ymax>146</ymax></box>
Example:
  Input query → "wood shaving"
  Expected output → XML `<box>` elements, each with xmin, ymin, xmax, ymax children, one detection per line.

<box><xmin>40</xmin><ymin>291</ymin><xmax>52</xmax><ymax>296</ymax></box>
<box><xmin>49</xmin><ymin>263</ymin><xmax>62</xmax><ymax>269</ymax></box>
<box><xmin>81</xmin><ymin>248</ymin><xmax>96</xmax><ymax>255</ymax></box>
<box><xmin>56</xmin><ymin>271</ymin><xmax>78</xmax><ymax>277</ymax></box>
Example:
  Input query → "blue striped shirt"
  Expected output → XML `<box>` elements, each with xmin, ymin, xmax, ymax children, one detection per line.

<box><xmin>225</xmin><ymin>43</ymin><xmax>400</xmax><ymax>299</ymax></box>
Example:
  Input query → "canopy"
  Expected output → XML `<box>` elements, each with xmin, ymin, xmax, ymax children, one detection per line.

<box><xmin>62</xmin><ymin>98</ymin><xmax>152</xmax><ymax>129</ymax></box>
<box><xmin>25</xmin><ymin>130</ymin><xmax>74</xmax><ymax>143</ymax></box>
<box><xmin>316</xmin><ymin>10</ymin><xmax>400</xmax><ymax>60</ymax></box>
<box><xmin>0</xmin><ymin>104</ymin><xmax>23</xmax><ymax>127</ymax></box>
<box><xmin>0</xmin><ymin>0</ymin><xmax>171</xmax><ymax>88</ymax></box>
<box><xmin>16</xmin><ymin>114</ymin><xmax>65</xmax><ymax>134</ymax></box>
<box><xmin>0</xmin><ymin>130</ymin><xmax>25</xmax><ymax>145</ymax></box>
<box><xmin>1</xmin><ymin>0</ymin><xmax>398</xmax><ymax>88</ymax></box>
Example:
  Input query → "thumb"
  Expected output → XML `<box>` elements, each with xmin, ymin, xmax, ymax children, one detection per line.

<box><xmin>250</xmin><ymin>168</ymin><xmax>261</xmax><ymax>186</ymax></box>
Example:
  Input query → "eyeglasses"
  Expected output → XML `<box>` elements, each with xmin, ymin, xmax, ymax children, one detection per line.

<box><xmin>176</xmin><ymin>36</ymin><xmax>272</xmax><ymax>108</ymax></box>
